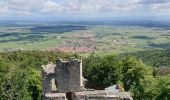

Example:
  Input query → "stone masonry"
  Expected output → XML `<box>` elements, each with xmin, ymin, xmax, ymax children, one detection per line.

<box><xmin>42</xmin><ymin>58</ymin><xmax>133</xmax><ymax>100</ymax></box>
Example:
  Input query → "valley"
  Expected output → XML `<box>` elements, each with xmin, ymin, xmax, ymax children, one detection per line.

<box><xmin>0</xmin><ymin>21</ymin><xmax>170</xmax><ymax>55</ymax></box>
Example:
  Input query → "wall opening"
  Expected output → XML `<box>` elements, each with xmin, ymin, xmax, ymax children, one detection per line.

<box><xmin>55</xmin><ymin>79</ymin><xmax>58</xmax><ymax>92</ymax></box>
<box><xmin>66</xmin><ymin>92</ymin><xmax>75</xmax><ymax>100</ymax></box>
<box><xmin>51</xmin><ymin>78</ymin><xmax>57</xmax><ymax>92</ymax></box>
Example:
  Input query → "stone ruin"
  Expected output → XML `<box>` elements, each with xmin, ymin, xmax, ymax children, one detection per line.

<box><xmin>42</xmin><ymin>58</ymin><xmax>133</xmax><ymax>100</ymax></box>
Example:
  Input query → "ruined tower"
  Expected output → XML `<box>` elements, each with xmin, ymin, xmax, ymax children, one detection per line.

<box><xmin>42</xmin><ymin>58</ymin><xmax>133</xmax><ymax>100</ymax></box>
<box><xmin>55</xmin><ymin>59</ymin><xmax>84</xmax><ymax>92</ymax></box>
<box><xmin>42</xmin><ymin>59</ymin><xmax>85</xmax><ymax>95</ymax></box>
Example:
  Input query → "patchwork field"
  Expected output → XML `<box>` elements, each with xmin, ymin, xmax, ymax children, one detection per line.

<box><xmin>0</xmin><ymin>21</ymin><xmax>170</xmax><ymax>54</ymax></box>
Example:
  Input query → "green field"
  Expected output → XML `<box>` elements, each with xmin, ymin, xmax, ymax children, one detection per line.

<box><xmin>0</xmin><ymin>22</ymin><xmax>170</xmax><ymax>54</ymax></box>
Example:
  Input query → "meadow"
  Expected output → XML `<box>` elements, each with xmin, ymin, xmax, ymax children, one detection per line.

<box><xmin>0</xmin><ymin>21</ymin><xmax>170</xmax><ymax>55</ymax></box>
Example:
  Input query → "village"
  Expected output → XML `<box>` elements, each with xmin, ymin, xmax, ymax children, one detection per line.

<box><xmin>45</xmin><ymin>31</ymin><xmax>137</xmax><ymax>53</ymax></box>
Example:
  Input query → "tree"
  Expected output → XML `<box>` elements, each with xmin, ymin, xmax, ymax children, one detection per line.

<box><xmin>84</xmin><ymin>55</ymin><xmax>122</xmax><ymax>88</ymax></box>
<box><xmin>0</xmin><ymin>60</ymin><xmax>9</xmax><ymax>100</ymax></box>
<box><xmin>26</xmin><ymin>68</ymin><xmax>41</xmax><ymax>100</ymax></box>
<box><xmin>0</xmin><ymin>68</ymin><xmax>41</xmax><ymax>100</ymax></box>
<box><xmin>121</xmin><ymin>56</ymin><xmax>153</xmax><ymax>91</ymax></box>
<box><xmin>131</xmin><ymin>75</ymin><xmax>159</xmax><ymax>100</ymax></box>
<box><xmin>156</xmin><ymin>75</ymin><xmax>170</xmax><ymax>100</ymax></box>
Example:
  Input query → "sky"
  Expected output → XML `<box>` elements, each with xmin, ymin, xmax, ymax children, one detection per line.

<box><xmin>0</xmin><ymin>0</ymin><xmax>170</xmax><ymax>21</ymax></box>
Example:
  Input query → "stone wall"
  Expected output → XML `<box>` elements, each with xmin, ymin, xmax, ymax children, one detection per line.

<box><xmin>74</xmin><ymin>91</ymin><xmax>120</xmax><ymax>100</ymax></box>
<box><xmin>56</xmin><ymin>59</ymin><xmax>84</xmax><ymax>93</ymax></box>
<box><xmin>42</xmin><ymin>71</ymin><xmax>53</xmax><ymax>94</ymax></box>
<box><xmin>43</xmin><ymin>90</ymin><xmax>132</xmax><ymax>100</ymax></box>
<box><xmin>44</xmin><ymin>93</ymin><xmax>66</xmax><ymax>100</ymax></box>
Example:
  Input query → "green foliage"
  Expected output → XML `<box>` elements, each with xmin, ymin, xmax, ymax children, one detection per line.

<box><xmin>0</xmin><ymin>68</ymin><xmax>41</xmax><ymax>100</ymax></box>
<box><xmin>118</xmin><ymin>49</ymin><xmax>170</xmax><ymax>67</ymax></box>
<box><xmin>0</xmin><ymin>50</ymin><xmax>72</xmax><ymax>100</ymax></box>
<box><xmin>26</xmin><ymin>68</ymin><xmax>41</xmax><ymax>100</ymax></box>
<box><xmin>121</xmin><ymin>56</ymin><xmax>153</xmax><ymax>91</ymax></box>
<box><xmin>156</xmin><ymin>75</ymin><xmax>170</xmax><ymax>100</ymax></box>
<box><xmin>84</xmin><ymin>54</ymin><xmax>170</xmax><ymax>100</ymax></box>
<box><xmin>0</xmin><ymin>60</ymin><xmax>9</xmax><ymax>100</ymax></box>
<box><xmin>131</xmin><ymin>75</ymin><xmax>159</xmax><ymax>100</ymax></box>
<box><xmin>83</xmin><ymin>55</ymin><xmax>122</xmax><ymax>88</ymax></box>
<box><xmin>0</xmin><ymin>60</ymin><xmax>8</xmax><ymax>77</ymax></box>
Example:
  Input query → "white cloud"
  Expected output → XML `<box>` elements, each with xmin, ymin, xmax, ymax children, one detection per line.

<box><xmin>0</xmin><ymin>2</ymin><xmax>9</xmax><ymax>13</ymax></box>
<box><xmin>138</xmin><ymin>0</ymin><xmax>170</xmax><ymax>4</ymax></box>
<box><xmin>151</xmin><ymin>2</ymin><xmax>170</xmax><ymax>10</ymax></box>
<box><xmin>42</xmin><ymin>1</ymin><xmax>64</xmax><ymax>13</ymax></box>
<box><xmin>62</xmin><ymin>0</ymin><xmax>139</xmax><ymax>13</ymax></box>
<box><xmin>0</xmin><ymin>0</ymin><xmax>45</xmax><ymax>15</ymax></box>
<box><xmin>0</xmin><ymin>0</ymin><xmax>170</xmax><ymax>16</ymax></box>
<box><xmin>0</xmin><ymin>0</ymin><xmax>139</xmax><ymax>14</ymax></box>
<box><xmin>150</xmin><ymin>2</ymin><xmax>170</xmax><ymax>15</ymax></box>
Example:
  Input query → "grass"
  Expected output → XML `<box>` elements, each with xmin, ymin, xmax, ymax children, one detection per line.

<box><xmin>0</xmin><ymin>23</ymin><xmax>170</xmax><ymax>54</ymax></box>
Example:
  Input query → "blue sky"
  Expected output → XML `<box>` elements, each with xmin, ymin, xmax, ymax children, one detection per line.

<box><xmin>0</xmin><ymin>0</ymin><xmax>170</xmax><ymax>20</ymax></box>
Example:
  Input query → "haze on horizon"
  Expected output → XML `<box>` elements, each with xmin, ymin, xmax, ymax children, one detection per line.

<box><xmin>0</xmin><ymin>0</ymin><xmax>170</xmax><ymax>21</ymax></box>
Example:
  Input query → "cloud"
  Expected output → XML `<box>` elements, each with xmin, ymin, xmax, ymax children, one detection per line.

<box><xmin>151</xmin><ymin>2</ymin><xmax>170</xmax><ymax>11</ymax></box>
<box><xmin>62</xmin><ymin>0</ymin><xmax>138</xmax><ymax>13</ymax></box>
<box><xmin>0</xmin><ymin>0</ymin><xmax>170</xmax><ymax>17</ymax></box>
<box><xmin>138</xmin><ymin>0</ymin><xmax>170</xmax><ymax>4</ymax></box>
<box><xmin>0</xmin><ymin>0</ymin><xmax>45</xmax><ymax>15</ymax></box>
<box><xmin>0</xmin><ymin>2</ymin><xmax>9</xmax><ymax>13</ymax></box>
<box><xmin>42</xmin><ymin>1</ymin><xmax>64</xmax><ymax>13</ymax></box>
<box><xmin>0</xmin><ymin>0</ymin><xmax>139</xmax><ymax>14</ymax></box>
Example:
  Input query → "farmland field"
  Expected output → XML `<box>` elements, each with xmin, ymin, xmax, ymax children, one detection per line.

<box><xmin>0</xmin><ymin>20</ymin><xmax>170</xmax><ymax>54</ymax></box>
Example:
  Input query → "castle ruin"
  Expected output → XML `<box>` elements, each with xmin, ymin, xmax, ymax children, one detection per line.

<box><xmin>42</xmin><ymin>58</ymin><xmax>133</xmax><ymax>100</ymax></box>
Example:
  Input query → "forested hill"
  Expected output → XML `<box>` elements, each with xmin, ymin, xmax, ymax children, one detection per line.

<box><xmin>117</xmin><ymin>49</ymin><xmax>170</xmax><ymax>67</ymax></box>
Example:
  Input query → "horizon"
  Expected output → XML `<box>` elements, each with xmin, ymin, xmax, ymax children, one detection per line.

<box><xmin>0</xmin><ymin>0</ymin><xmax>170</xmax><ymax>21</ymax></box>
<box><xmin>1</xmin><ymin>16</ymin><xmax>170</xmax><ymax>22</ymax></box>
